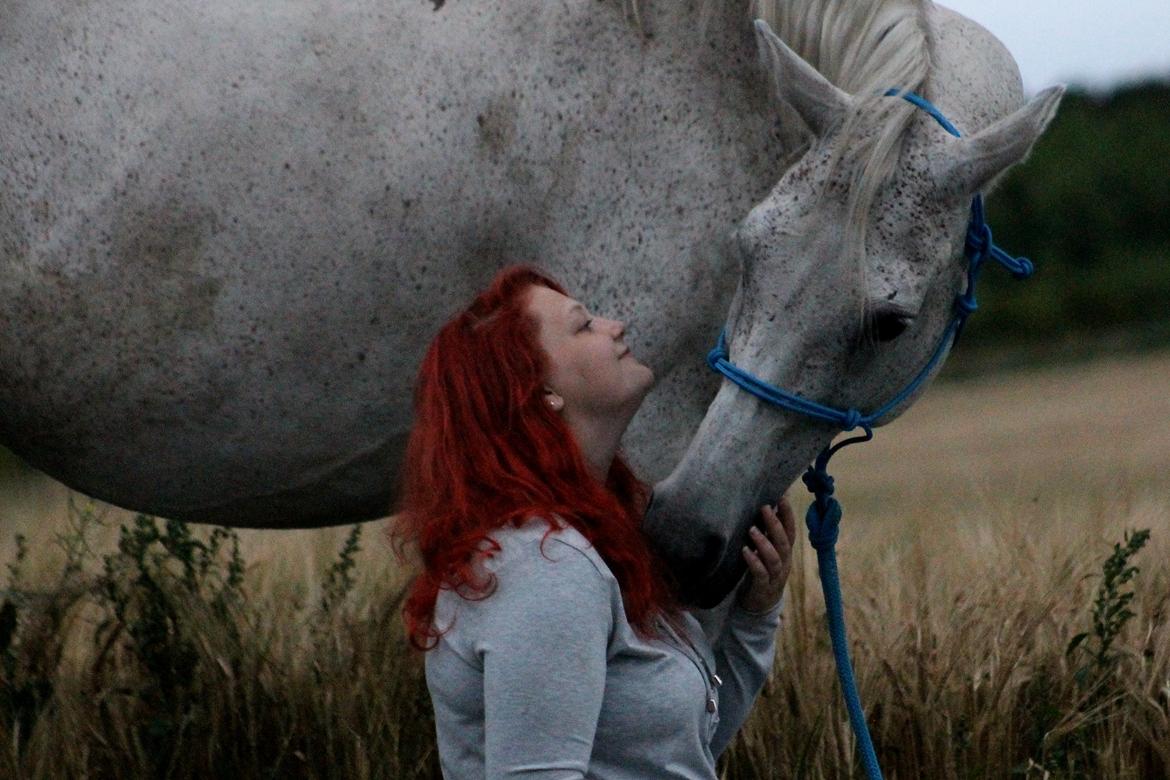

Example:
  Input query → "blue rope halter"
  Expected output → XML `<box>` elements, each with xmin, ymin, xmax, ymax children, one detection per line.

<box><xmin>706</xmin><ymin>90</ymin><xmax>1036</xmax><ymax>780</ymax></box>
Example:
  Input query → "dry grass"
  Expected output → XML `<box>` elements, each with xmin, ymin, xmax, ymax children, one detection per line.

<box><xmin>729</xmin><ymin>468</ymin><xmax>1170</xmax><ymax>779</ymax></box>
<box><xmin>1</xmin><ymin>350</ymin><xmax>1168</xmax><ymax>778</ymax></box>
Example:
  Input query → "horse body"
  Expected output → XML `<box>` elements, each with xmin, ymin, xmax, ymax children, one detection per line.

<box><xmin>1</xmin><ymin>0</ymin><xmax>1062</xmax><ymax>603</ymax></box>
<box><xmin>0</xmin><ymin>0</ymin><xmax>774</xmax><ymax>525</ymax></box>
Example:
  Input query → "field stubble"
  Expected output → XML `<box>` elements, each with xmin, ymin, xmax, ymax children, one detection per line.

<box><xmin>1</xmin><ymin>350</ymin><xmax>1168</xmax><ymax>778</ymax></box>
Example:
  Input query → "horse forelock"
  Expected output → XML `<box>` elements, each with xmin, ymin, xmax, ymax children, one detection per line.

<box><xmin>748</xmin><ymin>0</ymin><xmax>933</xmax><ymax>316</ymax></box>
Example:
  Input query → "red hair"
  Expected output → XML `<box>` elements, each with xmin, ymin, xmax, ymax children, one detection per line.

<box><xmin>391</xmin><ymin>265</ymin><xmax>679</xmax><ymax>650</ymax></box>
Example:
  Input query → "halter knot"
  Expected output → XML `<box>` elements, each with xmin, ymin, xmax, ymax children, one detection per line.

<box><xmin>804</xmin><ymin>495</ymin><xmax>842</xmax><ymax>552</ymax></box>
<box><xmin>966</xmin><ymin>221</ymin><xmax>993</xmax><ymax>263</ymax></box>
<box><xmin>705</xmin><ymin>339</ymin><xmax>728</xmax><ymax>371</ymax></box>
<box><xmin>841</xmin><ymin>409</ymin><xmax>864</xmax><ymax>431</ymax></box>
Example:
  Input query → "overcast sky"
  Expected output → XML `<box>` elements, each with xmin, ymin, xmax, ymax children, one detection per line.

<box><xmin>940</xmin><ymin>0</ymin><xmax>1170</xmax><ymax>93</ymax></box>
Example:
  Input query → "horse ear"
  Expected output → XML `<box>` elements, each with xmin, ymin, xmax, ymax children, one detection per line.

<box><xmin>753</xmin><ymin>19</ymin><xmax>850</xmax><ymax>138</ymax></box>
<box><xmin>935</xmin><ymin>85</ymin><xmax>1066</xmax><ymax>196</ymax></box>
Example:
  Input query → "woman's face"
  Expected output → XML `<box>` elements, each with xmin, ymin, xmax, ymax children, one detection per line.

<box><xmin>526</xmin><ymin>285</ymin><xmax>655</xmax><ymax>418</ymax></box>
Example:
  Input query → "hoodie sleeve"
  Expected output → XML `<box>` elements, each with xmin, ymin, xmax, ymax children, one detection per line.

<box><xmin>708</xmin><ymin>598</ymin><xmax>783</xmax><ymax>757</ymax></box>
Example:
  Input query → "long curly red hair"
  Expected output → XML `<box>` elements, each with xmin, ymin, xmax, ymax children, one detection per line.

<box><xmin>392</xmin><ymin>265</ymin><xmax>679</xmax><ymax>650</ymax></box>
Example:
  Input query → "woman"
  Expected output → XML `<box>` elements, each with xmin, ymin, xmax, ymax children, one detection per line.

<box><xmin>393</xmin><ymin>265</ymin><xmax>795</xmax><ymax>778</ymax></box>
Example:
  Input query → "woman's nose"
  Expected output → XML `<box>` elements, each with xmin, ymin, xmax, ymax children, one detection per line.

<box><xmin>610</xmin><ymin>319</ymin><xmax>626</xmax><ymax>339</ymax></box>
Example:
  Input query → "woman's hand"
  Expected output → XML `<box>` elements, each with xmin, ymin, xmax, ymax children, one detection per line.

<box><xmin>737</xmin><ymin>496</ymin><xmax>797</xmax><ymax>614</ymax></box>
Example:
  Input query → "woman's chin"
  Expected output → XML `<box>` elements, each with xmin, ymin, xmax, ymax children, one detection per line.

<box><xmin>633</xmin><ymin>366</ymin><xmax>656</xmax><ymax>399</ymax></box>
<box><xmin>630</xmin><ymin>359</ymin><xmax>654</xmax><ymax>386</ymax></box>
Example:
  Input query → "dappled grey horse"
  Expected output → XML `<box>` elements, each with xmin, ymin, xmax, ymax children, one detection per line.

<box><xmin>0</xmin><ymin>0</ymin><xmax>1060</xmax><ymax>604</ymax></box>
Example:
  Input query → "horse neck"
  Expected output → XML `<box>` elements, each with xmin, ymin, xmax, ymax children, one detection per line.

<box><xmin>925</xmin><ymin>4</ymin><xmax>1027</xmax><ymax>134</ymax></box>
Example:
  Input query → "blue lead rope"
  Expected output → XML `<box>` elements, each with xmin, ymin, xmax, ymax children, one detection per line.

<box><xmin>706</xmin><ymin>91</ymin><xmax>1038</xmax><ymax>780</ymax></box>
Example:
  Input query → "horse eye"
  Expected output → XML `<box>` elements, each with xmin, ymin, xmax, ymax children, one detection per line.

<box><xmin>868</xmin><ymin>308</ymin><xmax>915</xmax><ymax>342</ymax></box>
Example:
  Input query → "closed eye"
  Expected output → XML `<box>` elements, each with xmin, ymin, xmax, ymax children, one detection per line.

<box><xmin>866</xmin><ymin>307</ymin><xmax>915</xmax><ymax>343</ymax></box>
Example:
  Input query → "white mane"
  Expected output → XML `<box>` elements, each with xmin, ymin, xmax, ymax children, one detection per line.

<box><xmin>757</xmin><ymin>1</ymin><xmax>930</xmax><ymax>177</ymax></box>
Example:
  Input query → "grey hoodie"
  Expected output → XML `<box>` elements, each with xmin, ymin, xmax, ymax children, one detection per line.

<box><xmin>425</xmin><ymin>519</ymin><xmax>782</xmax><ymax>779</ymax></box>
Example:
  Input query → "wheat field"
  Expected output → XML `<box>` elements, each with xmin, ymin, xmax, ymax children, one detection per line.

<box><xmin>1</xmin><ymin>349</ymin><xmax>1168</xmax><ymax>778</ymax></box>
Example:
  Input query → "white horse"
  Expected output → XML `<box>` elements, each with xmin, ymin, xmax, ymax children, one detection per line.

<box><xmin>0</xmin><ymin>0</ymin><xmax>1060</xmax><ymax>603</ymax></box>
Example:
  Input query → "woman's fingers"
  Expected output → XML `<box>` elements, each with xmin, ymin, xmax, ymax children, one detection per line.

<box><xmin>739</xmin><ymin>502</ymin><xmax>796</xmax><ymax>614</ymax></box>
<box><xmin>747</xmin><ymin>525</ymin><xmax>779</xmax><ymax>572</ymax></box>
<box><xmin>742</xmin><ymin>546</ymin><xmax>768</xmax><ymax>578</ymax></box>
<box><xmin>765</xmin><ymin>504</ymin><xmax>791</xmax><ymax>556</ymax></box>
<box><xmin>750</xmin><ymin>505</ymin><xmax>789</xmax><ymax>573</ymax></box>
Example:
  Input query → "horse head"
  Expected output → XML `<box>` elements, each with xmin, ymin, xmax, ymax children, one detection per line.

<box><xmin>645</xmin><ymin>17</ymin><xmax>1064</xmax><ymax>607</ymax></box>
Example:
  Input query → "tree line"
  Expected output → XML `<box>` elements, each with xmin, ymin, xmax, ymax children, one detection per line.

<box><xmin>956</xmin><ymin>80</ymin><xmax>1170</xmax><ymax>364</ymax></box>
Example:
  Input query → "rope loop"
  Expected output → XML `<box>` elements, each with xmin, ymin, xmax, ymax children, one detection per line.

<box><xmin>804</xmin><ymin>495</ymin><xmax>842</xmax><ymax>552</ymax></box>
<box><xmin>1009</xmin><ymin>255</ymin><xmax>1035</xmax><ymax>280</ymax></box>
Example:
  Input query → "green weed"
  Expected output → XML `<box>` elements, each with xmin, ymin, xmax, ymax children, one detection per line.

<box><xmin>1067</xmin><ymin>528</ymin><xmax>1152</xmax><ymax>687</ymax></box>
<box><xmin>1017</xmin><ymin>528</ymin><xmax>1153</xmax><ymax>777</ymax></box>
<box><xmin>320</xmin><ymin>524</ymin><xmax>363</xmax><ymax>616</ymax></box>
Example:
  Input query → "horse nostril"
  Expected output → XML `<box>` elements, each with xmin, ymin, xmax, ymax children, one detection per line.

<box><xmin>869</xmin><ymin>310</ymin><xmax>914</xmax><ymax>342</ymax></box>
